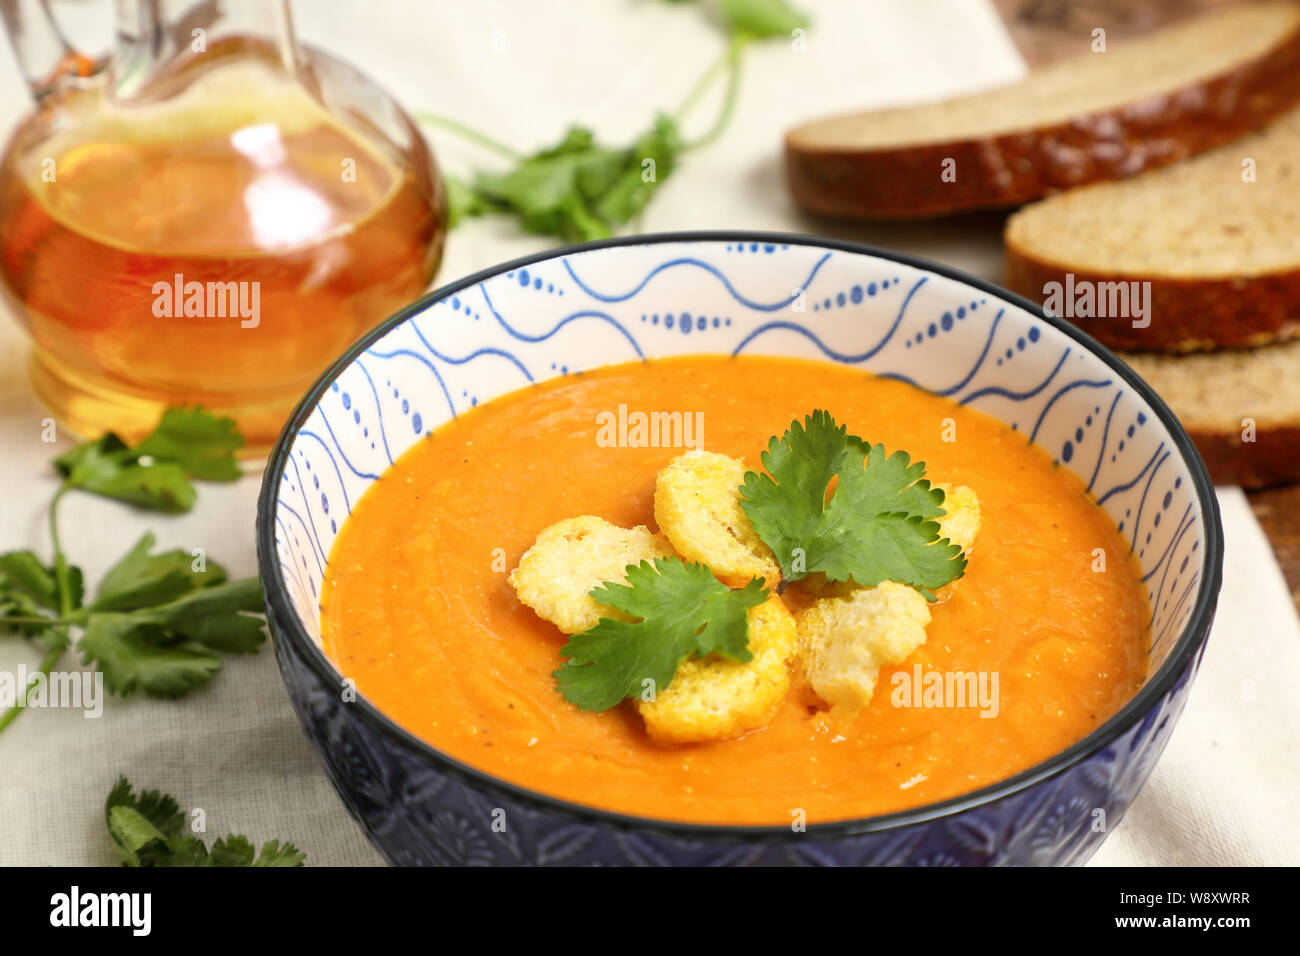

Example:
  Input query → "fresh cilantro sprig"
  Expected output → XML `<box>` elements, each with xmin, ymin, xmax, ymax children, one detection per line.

<box><xmin>420</xmin><ymin>0</ymin><xmax>808</xmax><ymax>241</ymax></box>
<box><xmin>453</xmin><ymin>116</ymin><xmax>684</xmax><ymax>242</ymax></box>
<box><xmin>555</xmin><ymin>557</ymin><xmax>768</xmax><ymax>711</ymax></box>
<box><xmin>0</xmin><ymin>408</ymin><xmax>264</xmax><ymax>733</ymax></box>
<box><xmin>740</xmin><ymin>410</ymin><xmax>967</xmax><ymax>596</ymax></box>
<box><xmin>106</xmin><ymin>777</ymin><xmax>305</xmax><ymax>867</ymax></box>
<box><xmin>53</xmin><ymin>406</ymin><xmax>242</xmax><ymax>512</ymax></box>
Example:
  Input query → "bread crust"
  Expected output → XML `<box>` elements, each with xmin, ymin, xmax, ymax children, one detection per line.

<box><xmin>1002</xmin><ymin>244</ymin><xmax>1300</xmax><ymax>351</ymax></box>
<box><xmin>785</xmin><ymin>18</ymin><xmax>1300</xmax><ymax>220</ymax></box>
<box><xmin>1184</xmin><ymin>423</ymin><xmax>1300</xmax><ymax>489</ymax></box>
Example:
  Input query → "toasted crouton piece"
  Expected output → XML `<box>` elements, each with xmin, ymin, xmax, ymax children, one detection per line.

<box><xmin>654</xmin><ymin>451</ymin><xmax>781</xmax><ymax>589</ymax></box>
<box><xmin>797</xmin><ymin>582</ymin><xmax>931</xmax><ymax>710</ymax></box>
<box><xmin>638</xmin><ymin>593</ymin><xmax>797</xmax><ymax>745</ymax></box>
<box><xmin>509</xmin><ymin>516</ymin><xmax>674</xmax><ymax>635</ymax></box>
<box><xmin>933</xmin><ymin>483</ymin><xmax>981</xmax><ymax>553</ymax></box>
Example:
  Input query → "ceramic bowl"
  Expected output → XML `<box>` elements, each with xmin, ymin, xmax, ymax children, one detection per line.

<box><xmin>256</xmin><ymin>232</ymin><xmax>1223</xmax><ymax>866</ymax></box>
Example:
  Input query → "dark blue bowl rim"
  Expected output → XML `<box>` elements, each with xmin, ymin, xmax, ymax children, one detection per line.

<box><xmin>255</xmin><ymin>229</ymin><xmax>1224</xmax><ymax>843</ymax></box>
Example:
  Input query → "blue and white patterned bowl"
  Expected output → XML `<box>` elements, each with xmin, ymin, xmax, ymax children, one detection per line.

<box><xmin>256</xmin><ymin>232</ymin><xmax>1223</xmax><ymax>866</ymax></box>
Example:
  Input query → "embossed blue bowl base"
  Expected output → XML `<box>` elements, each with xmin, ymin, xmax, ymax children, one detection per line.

<box><xmin>257</xmin><ymin>232</ymin><xmax>1223</xmax><ymax>866</ymax></box>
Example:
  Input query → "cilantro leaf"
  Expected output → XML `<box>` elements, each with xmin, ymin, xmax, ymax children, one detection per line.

<box><xmin>721</xmin><ymin>0</ymin><xmax>809</xmax><ymax>38</ymax></box>
<box><xmin>445</xmin><ymin>174</ymin><xmax>489</xmax><ymax>228</ymax></box>
<box><xmin>209</xmin><ymin>834</ymin><xmax>256</xmax><ymax>867</ymax></box>
<box><xmin>105</xmin><ymin>778</ymin><xmax>305</xmax><ymax>867</ymax></box>
<box><xmin>664</xmin><ymin>0</ymin><xmax>810</xmax><ymax>38</ymax></box>
<box><xmin>0</xmin><ymin>551</ymin><xmax>80</xmax><ymax>650</ymax></box>
<box><xmin>554</xmin><ymin>557</ymin><xmax>768</xmax><ymax>711</ymax></box>
<box><xmin>840</xmin><ymin>443</ymin><xmax>950</xmax><ymax>521</ymax></box>
<box><xmin>737</xmin><ymin>410</ymin><xmax>871</xmax><ymax>575</ymax></box>
<box><xmin>92</xmin><ymin>532</ymin><xmax>227</xmax><ymax>612</ymax></box>
<box><xmin>56</xmin><ymin>436</ymin><xmax>195</xmax><ymax>512</ymax></box>
<box><xmin>107</xmin><ymin>806</ymin><xmax>171</xmax><ymax>866</ymax></box>
<box><xmin>53</xmin><ymin>431</ymin><xmax>129</xmax><ymax>476</ymax></box>
<box><xmin>251</xmin><ymin>839</ymin><xmax>308</xmax><ymax>867</ymax></box>
<box><xmin>127</xmin><ymin>579</ymin><xmax>266</xmax><ymax>654</ymax></box>
<box><xmin>209</xmin><ymin>834</ymin><xmax>306</xmax><ymax>867</ymax></box>
<box><xmin>0</xmin><ymin>551</ymin><xmax>60</xmax><ymax>608</ymax></box>
<box><xmin>155</xmin><ymin>835</ymin><xmax>216</xmax><ymax>867</ymax></box>
<box><xmin>106</xmin><ymin>777</ymin><xmax>186</xmax><ymax>866</ymax></box>
<box><xmin>0</xmin><ymin>585</ymin><xmax>51</xmax><ymax>638</ymax></box>
<box><xmin>463</xmin><ymin>116</ymin><xmax>683</xmax><ymax>242</ymax></box>
<box><xmin>53</xmin><ymin>407</ymin><xmax>241</xmax><ymax>512</ymax></box>
<box><xmin>80</xmin><ymin>577</ymin><xmax>264</xmax><ymax>696</ymax></box>
<box><xmin>740</xmin><ymin>411</ymin><xmax>966</xmax><ymax>593</ymax></box>
<box><xmin>79</xmin><ymin>615</ymin><xmax>222</xmax><ymax>697</ymax></box>
<box><xmin>106</xmin><ymin>776</ymin><xmax>186</xmax><ymax>835</ymax></box>
<box><xmin>132</xmin><ymin>407</ymin><xmax>243</xmax><ymax>481</ymax></box>
<box><xmin>0</xmin><ymin>549</ymin><xmax>82</xmax><ymax>611</ymax></box>
<box><xmin>593</xmin><ymin>115</ymin><xmax>682</xmax><ymax>225</ymax></box>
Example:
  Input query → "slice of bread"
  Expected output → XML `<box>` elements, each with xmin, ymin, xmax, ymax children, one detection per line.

<box><xmin>1005</xmin><ymin>105</ymin><xmax>1300</xmax><ymax>351</ymax></box>
<box><xmin>1122</xmin><ymin>339</ymin><xmax>1300</xmax><ymax>488</ymax></box>
<box><xmin>786</xmin><ymin>2</ymin><xmax>1300</xmax><ymax>219</ymax></box>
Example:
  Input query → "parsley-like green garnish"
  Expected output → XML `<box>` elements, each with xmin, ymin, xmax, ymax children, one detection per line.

<box><xmin>718</xmin><ymin>0</ymin><xmax>810</xmax><ymax>37</ymax></box>
<box><xmin>740</xmin><ymin>410</ymin><xmax>966</xmax><ymax>594</ymax></box>
<box><xmin>79</xmin><ymin>539</ymin><xmax>264</xmax><ymax>697</ymax></box>
<box><xmin>554</xmin><ymin>557</ymin><xmax>768</xmax><ymax>711</ymax></box>
<box><xmin>106</xmin><ymin>777</ymin><xmax>305</xmax><ymax>867</ymax></box>
<box><xmin>420</xmin><ymin>0</ymin><xmax>809</xmax><ymax>241</ymax></box>
<box><xmin>0</xmin><ymin>408</ymin><xmax>263</xmax><ymax>733</ymax></box>
<box><xmin>456</xmin><ymin>117</ymin><xmax>684</xmax><ymax>243</ymax></box>
<box><xmin>53</xmin><ymin>406</ymin><xmax>242</xmax><ymax>512</ymax></box>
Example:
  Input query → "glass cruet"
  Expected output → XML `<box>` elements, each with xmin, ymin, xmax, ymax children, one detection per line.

<box><xmin>0</xmin><ymin>0</ymin><xmax>447</xmax><ymax>450</ymax></box>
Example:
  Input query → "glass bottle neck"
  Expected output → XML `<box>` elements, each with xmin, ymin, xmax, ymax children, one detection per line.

<box><xmin>112</xmin><ymin>0</ymin><xmax>302</xmax><ymax>99</ymax></box>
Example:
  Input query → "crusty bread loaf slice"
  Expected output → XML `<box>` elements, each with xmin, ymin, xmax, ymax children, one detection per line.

<box><xmin>786</xmin><ymin>2</ymin><xmax>1300</xmax><ymax>219</ymax></box>
<box><xmin>1004</xmin><ymin>105</ymin><xmax>1300</xmax><ymax>351</ymax></box>
<box><xmin>1122</xmin><ymin>339</ymin><xmax>1300</xmax><ymax>488</ymax></box>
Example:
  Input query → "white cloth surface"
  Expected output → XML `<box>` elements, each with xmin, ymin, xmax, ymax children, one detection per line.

<box><xmin>1</xmin><ymin>0</ymin><xmax>1296</xmax><ymax>866</ymax></box>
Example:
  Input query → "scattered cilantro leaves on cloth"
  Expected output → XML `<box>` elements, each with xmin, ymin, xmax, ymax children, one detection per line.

<box><xmin>740</xmin><ymin>410</ymin><xmax>967</xmax><ymax>594</ymax></box>
<box><xmin>554</xmin><ymin>557</ymin><xmax>768</xmax><ymax>711</ymax></box>
<box><xmin>0</xmin><ymin>408</ymin><xmax>265</xmax><ymax>733</ymax></box>
<box><xmin>421</xmin><ymin>0</ymin><xmax>808</xmax><ymax>241</ymax></box>
<box><xmin>106</xmin><ymin>778</ymin><xmax>305</xmax><ymax>867</ymax></box>
<box><xmin>91</xmin><ymin>531</ymin><xmax>227</xmax><ymax>612</ymax></box>
<box><xmin>464</xmin><ymin>116</ymin><xmax>683</xmax><ymax>242</ymax></box>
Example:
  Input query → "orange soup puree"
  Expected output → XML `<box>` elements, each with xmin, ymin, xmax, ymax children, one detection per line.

<box><xmin>321</xmin><ymin>355</ymin><xmax>1148</xmax><ymax>825</ymax></box>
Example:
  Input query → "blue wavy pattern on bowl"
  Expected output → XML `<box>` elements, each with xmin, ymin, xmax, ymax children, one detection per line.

<box><xmin>259</xmin><ymin>234</ymin><xmax>1222</xmax><ymax>865</ymax></box>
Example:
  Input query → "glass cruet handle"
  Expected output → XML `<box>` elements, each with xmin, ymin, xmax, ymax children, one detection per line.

<box><xmin>0</xmin><ymin>0</ymin><xmax>99</xmax><ymax>100</ymax></box>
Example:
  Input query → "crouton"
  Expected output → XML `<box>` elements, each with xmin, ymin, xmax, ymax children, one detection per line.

<box><xmin>654</xmin><ymin>451</ymin><xmax>781</xmax><ymax>589</ymax></box>
<box><xmin>638</xmin><ymin>593</ymin><xmax>797</xmax><ymax>745</ymax></box>
<box><xmin>797</xmin><ymin>582</ymin><xmax>931</xmax><ymax>710</ymax></box>
<box><xmin>933</xmin><ymin>483</ymin><xmax>981</xmax><ymax>553</ymax></box>
<box><xmin>508</xmin><ymin>516</ymin><xmax>674</xmax><ymax>635</ymax></box>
